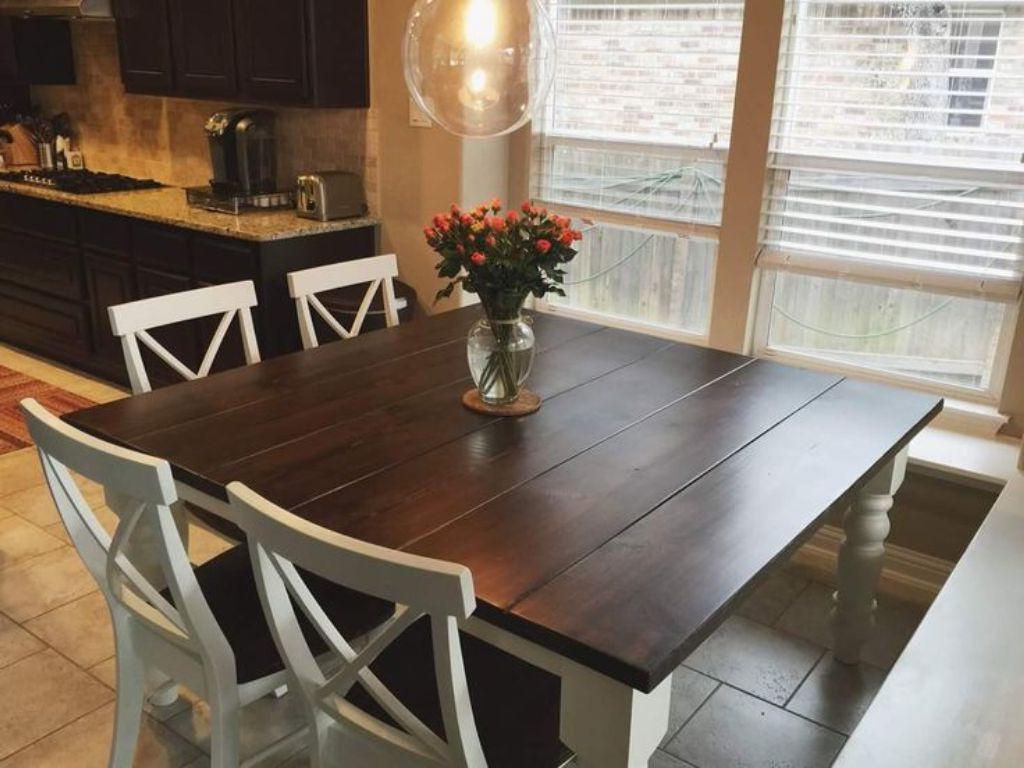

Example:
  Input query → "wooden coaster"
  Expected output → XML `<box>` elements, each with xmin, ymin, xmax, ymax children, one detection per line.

<box><xmin>461</xmin><ymin>388</ymin><xmax>542</xmax><ymax>416</ymax></box>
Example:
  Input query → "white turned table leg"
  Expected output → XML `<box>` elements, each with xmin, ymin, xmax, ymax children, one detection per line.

<box><xmin>560</xmin><ymin>670</ymin><xmax>671</xmax><ymax>768</ymax></box>
<box><xmin>831</xmin><ymin>448</ymin><xmax>908</xmax><ymax>664</ymax></box>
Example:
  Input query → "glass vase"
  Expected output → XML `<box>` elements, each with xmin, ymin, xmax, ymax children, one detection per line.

<box><xmin>467</xmin><ymin>312</ymin><xmax>536</xmax><ymax>405</ymax></box>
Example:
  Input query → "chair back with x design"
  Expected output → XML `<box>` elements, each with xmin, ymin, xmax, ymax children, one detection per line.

<box><xmin>108</xmin><ymin>280</ymin><xmax>261</xmax><ymax>395</ymax></box>
<box><xmin>21</xmin><ymin>398</ymin><xmax>237</xmax><ymax>678</ymax></box>
<box><xmin>227</xmin><ymin>481</ymin><xmax>487</xmax><ymax>768</ymax></box>
<box><xmin>288</xmin><ymin>254</ymin><xmax>400</xmax><ymax>350</ymax></box>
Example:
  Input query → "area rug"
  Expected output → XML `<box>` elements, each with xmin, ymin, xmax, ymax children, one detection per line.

<box><xmin>0</xmin><ymin>365</ymin><xmax>95</xmax><ymax>456</ymax></box>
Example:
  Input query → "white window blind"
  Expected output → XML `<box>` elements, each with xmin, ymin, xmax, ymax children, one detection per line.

<box><xmin>763</xmin><ymin>0</ymin><xmax>1024</xmax><ymax>299</ymax></box>
<box><xmin>759</xmin><ymin>0</ymin><xmax>1024</xmax><ymax>396</ymax></box>
<box><xmin>532</xmin><ymin>0</ymin><xmax>745</xmax><ymax>225</ymax></box>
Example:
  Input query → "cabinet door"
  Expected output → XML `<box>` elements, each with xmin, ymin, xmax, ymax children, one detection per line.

<box><xmin>0</xmin><ymin>229</ymin><xmax>84</xmax><ymax>301</ymax></box>
<box><xmin>194</xmin><ymin>281</ymin><xmax>250</xmax><ymax>376</ymax></box>
<box><xmin>306</xmin><ymin>0</ymin><xmax>369</xmax><ymax>107</ymax></box>
<box><xmin>84</xmin><ymin>252</ymin><xmax>137</xmax><ymax>381</ymax></box>
<box><xmin>235</xmin><ymin>0</ymin><xmax>310</xmax><ymax>103</ymax></box>
<box><xmin>0</xmin><ymin>282</ymin><xmax>91</xmax><ymax>363</ymax></box>
<box><xmin>137</xmin><ymin>268</ymin><xmax>202</xmax><ymax>389</ymax></box>
<box><xmin>114</xmin><ymin>0</ymin><xmax>175</xmax><ymax>94</ymax></box>
<box><xmin>169</xmin><ymin>0</ymin><xmax>237</xmax><ymax>98</ymax></box>
<box><xmin>0</xmin><ymin>18</ymin><xmax>18</xmax><ymax>84</ymax></box>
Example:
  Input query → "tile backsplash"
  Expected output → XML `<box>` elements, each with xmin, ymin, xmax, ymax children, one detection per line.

<box><xmin>31</xmin><ymin>22</ymin><xmax>378</xmax><ymax>211</ymax></box>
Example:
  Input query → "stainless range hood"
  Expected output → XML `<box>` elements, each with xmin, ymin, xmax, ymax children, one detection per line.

<box><xmin>0</xmin><ymin>0</ymin><xmax>112</xmax><ymax>17</ymax></box>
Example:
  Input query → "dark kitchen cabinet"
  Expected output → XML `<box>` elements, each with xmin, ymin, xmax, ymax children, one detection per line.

<box><xmin>0</xmin><ymin>282</ymin><xmax>91</xmax><ymax>363</ymax></box>
<box><xmin>195</xmin><ymin>281</ymin><xmax>250</xmax><ymax>375</ymax></box>
<box><xmin>0</xmin><ymin>230</ymin><xmax>83</xmax><ymax>301</ymax></box>
<box><xmin>235</xmin><ymin>0</ymin><xmax>309</xmax><ymax>104</ymax></box>
<box><xmin>137</xmin><ymin>268</ymin><xmax>203</xmax><ymax>387</ymax></box>
<box><xmin>0</xmin><ymin>190</ymin><xmax>378</xmax><ymax>387</ymax></box>
<box><xmin>169</xmin><ymin>0</ymin><xmax>238</xmax><ymax>98</ymax></box>
<box><xmin>0</xmin><ymin>19</ymin><xmax>18</xmax><ymax>83</ymax></box>
<box><xmin>85</xmin><ymin>252</ymin><xmax>137</xmax><ymax>368</ymax></box>
<box><xmin>113</xmin><ymin>0</ymin><xmax>368</xmax><ymax>107</ymax></box>
<box><xmin>306</xmin><ymin>0</ymin><xmax>370</xmax><ymax>107</ymax></box>
<box><xmin>114</xmin><ymin>0</ymin><xmax>176</xmax><ymax>94</ymax></box>
<box><xmin>0</xmin><ymin>18</ymin><xmax>75</xmax><ymax>86</ymax></box>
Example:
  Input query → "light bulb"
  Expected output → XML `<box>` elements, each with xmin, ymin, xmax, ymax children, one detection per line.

<box><xmin>403</xmin><ymin>0</ymin><xmax>557</xmax><ymax>138</ymax></box>
<box><xmin>468</xmin><ymin>68</ymin><xmax>488</xmax><ymax>94</ymax></box>
<box><xmin>465</xmin><ymin>0</ymin><xmax>497</xmax><ymax>48</ymax></box>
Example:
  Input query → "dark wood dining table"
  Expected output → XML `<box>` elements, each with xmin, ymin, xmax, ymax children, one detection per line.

<box><xmin>66</xmin><ymin>306</ymin><xmax>942</xmax><ymax>767</ymax></box>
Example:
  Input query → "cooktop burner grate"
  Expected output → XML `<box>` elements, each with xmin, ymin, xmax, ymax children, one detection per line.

<box><xmin>0</xmin><ymin>170</ymin><xmax>164</xmax><ymax>195</ymax></box>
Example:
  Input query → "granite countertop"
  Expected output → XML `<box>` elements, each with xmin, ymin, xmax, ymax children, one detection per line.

<box><xmin>0</xmin><ymin>179</ymin><xmax>379</xmax><ymax>242</ymax></box>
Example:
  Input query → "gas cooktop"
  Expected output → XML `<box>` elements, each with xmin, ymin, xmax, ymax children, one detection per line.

<box><xmin>0</xmin><ymin>170</ymin><xmax>164</xmax><ymax>195</ymax></box>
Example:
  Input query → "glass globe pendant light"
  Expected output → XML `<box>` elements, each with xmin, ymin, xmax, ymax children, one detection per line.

<box><xmin>403</xmin><ymin>0</ymin><xmax>557</xmax><ymax>138</ymax></box>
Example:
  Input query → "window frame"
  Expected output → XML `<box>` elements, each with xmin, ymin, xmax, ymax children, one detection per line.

<box><xmin>529</xmin><ymin>0</ymin><xmax>743</xmax><ymax>343</ymax></box>
<box><xmin>752</xmin><ymin>266</ymin><xmax>1021</xmax><ymax>404</ymax></box>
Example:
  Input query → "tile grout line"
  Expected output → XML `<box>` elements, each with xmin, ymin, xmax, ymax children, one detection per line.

<box><xmin>678</xmin><ymin>656</ymin><xmax>852</xmax><ymax>740</ymax></box>
<box><xmin>783</xmin><ymin>647</ymin><xmax>829</xmax><ymax>709</ymax></box>
<box><xmin>16</xmin><ymin>584</ymin><xmax>102</xmax><ymax>627</ymax></box>
<box><xmin>662</xmin><ymin>680</ymin><xmax>722</xmax><ymax>753</ymax></box>
<box><xmin>721</xmin><ymin>681</ymin><xmax>851</xmax><ymax>739</ymax></box>
<box><xmin>0</xmin><ymin>697</ymin><xmax>114</xmax><ymax>764</ymax></box>
<box><xmin>769</xmin><ymin>577</ymin><xmax>815</xmax><ymax>631</ymax></box>
<box><xmin>0</xmin><ymin>644</ymin><xmax>48</xmax><ymax>673</ymax></box>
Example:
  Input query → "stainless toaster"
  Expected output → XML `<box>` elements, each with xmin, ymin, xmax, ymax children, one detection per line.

<box><xmin>296</xmin><ymin>171</ymin><xmax>368</xmax><ymax>221</ymax></box>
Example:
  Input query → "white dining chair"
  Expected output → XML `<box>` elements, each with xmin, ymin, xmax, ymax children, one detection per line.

<box><xmin>287</xmin><ymin>254</ymin><xmax>400</xmax><ymax>350</ymax></box>
<box><xmin>109</xmin><ymin>280</ymin><xmax>262</xmax><ymax>395</ymax></box>
<box><xmin>21</xmin><ymin>399</ymin><xmax>394</xmax><ymax>768</ymax></box>
<box><xmin>226</xmin><ymin>482</ymin><xmax>566</xmax><ymax>768</ymax></box>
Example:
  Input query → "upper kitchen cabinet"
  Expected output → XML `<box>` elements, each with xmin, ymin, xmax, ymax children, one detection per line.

<box><xmin>112</xmin><ymin>0</ymin><xmax>368</xmax><ymax>107</ymax></box>
<box><xmin>234</xmin><ymin>0</ymin><xmax>310</xmax><ymax>104</ymax></box>
<box><xmin>0</xmin><ymin>19</ymin><xmax>17</xmax><ymax>83</ymax></box>
<box><xmin>113</xmin><ymin>0</ymin><xmax>175</xmax><ymax>94</ymax></box>
<box><xmin>306</xmin><ymin>0</ymin><xmax>370</xmax><ymax>108</ymax></box>
<box><xmin>235</xmin><ymin>0</ymin><xmax>369</xmax><ymax>107</ymax></box>
<box><xmin>169</xmin><ymin>0</ymin><xmax>239</xmax><ymax>98</ymax></box>
<box><xmin>0</xmin><ymin>18</ymin><xmax>76</xmax><ymax>86</ymax></box>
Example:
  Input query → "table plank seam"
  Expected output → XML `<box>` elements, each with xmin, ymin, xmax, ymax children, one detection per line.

<box><xmin>122</xmin><ymin>316</ymin><xmax>601</xmax><ymax>443</ymax></box>
<box><xmin>394</xmin><ymin>357</ymin><xmax>761</xmax><ymax>553</ymax></box>
<box><xmin>502</xmin><ymin>374</ymin><xmax>849</xmax><ymax>613</ymax></box>
<box><xmin>124</xmin><ymin>335</ymin><xmax>475</xmax><ymax>441</ymax></box>
<box><xmin>205</xmin><ymin>324</ymin><xmax>617</xmax><ymax>477</ymax></box>
<box><xmin>282</xmin><ymin>337</ymin><xmax>683</xmax><ymax>514</ymax></box>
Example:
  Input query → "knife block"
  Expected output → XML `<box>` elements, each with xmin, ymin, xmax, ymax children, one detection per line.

<box><xmin>0</xmin><ymin>123</ymin><xmax>40</xmax><ymax>167</ymax></box>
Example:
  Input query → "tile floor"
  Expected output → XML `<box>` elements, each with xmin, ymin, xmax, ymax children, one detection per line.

<box><xmin>0</xmin><ymin>343</ymin><xmax>930</xmax><ymax>768</ymax></box>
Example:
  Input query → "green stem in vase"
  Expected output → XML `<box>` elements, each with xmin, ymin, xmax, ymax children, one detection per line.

<box><xmin>479</xmin><ymin>297</ymin><xmax>526</xmax><ymax>402</ymax></box>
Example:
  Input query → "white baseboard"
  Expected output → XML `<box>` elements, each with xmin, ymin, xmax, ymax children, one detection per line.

<box><xmin>793</xmin><ymin>525</ymin><xmax>954</xmax><ymax>606</ymax></box>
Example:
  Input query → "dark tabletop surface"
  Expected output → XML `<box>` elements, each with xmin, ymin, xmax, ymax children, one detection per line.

<box><xmin>66</xmin><ymin>306</ymin><xmax>943</xmax><ymax>692</ymax></box>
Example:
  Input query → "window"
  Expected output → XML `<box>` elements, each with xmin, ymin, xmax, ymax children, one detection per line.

<box><xmin>530</xmin><ymin>0</ymin><xmax>745</xmax><ymax>338</ymax></box>
<box><xmin>756</xmin><ymin>0</ymin><xmax>1024</xmax><ymax>399</ymax></box>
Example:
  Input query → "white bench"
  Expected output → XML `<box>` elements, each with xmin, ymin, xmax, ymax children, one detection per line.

<box><xmin>834</xmin><ymin>440</ymin><xmax>1024</xmax><ymax>767</ymax></box>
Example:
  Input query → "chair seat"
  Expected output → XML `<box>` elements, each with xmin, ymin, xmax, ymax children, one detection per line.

<box><xmin>346</xmin><ymin>617</ymin><xmax>565</xmax><ymax>768</ymax></box>
<box><xmin>162</xmin><ymin>545</ymin><xmax>394</xmax><ymax>684</ymax></box>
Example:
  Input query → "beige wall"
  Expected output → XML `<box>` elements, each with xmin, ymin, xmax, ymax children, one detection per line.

<box><xmin>370</xmin><ymin>1</ymin><xmax>462</xmax><ymax>312</ymax></box>
<box><xmin>371</xmin><ymin>0</ymin><xmax>516</xmax><ymax>314</ymax></box>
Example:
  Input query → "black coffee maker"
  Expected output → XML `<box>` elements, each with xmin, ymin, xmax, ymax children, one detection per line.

<box><xmin>204</xmin><ymin>110</ymin><xmax>277</xmax><ymax>197</ymax></box>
